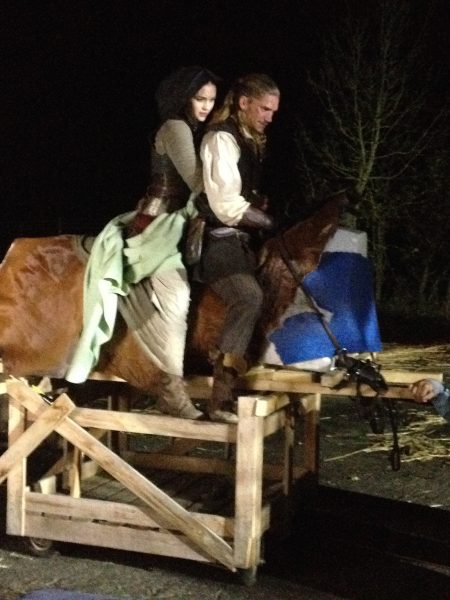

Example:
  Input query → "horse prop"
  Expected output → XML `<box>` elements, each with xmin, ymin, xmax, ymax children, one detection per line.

<box><xmin>0</xmin><ymin>194</ymin><xmax>350</xmax><ymax>401</ymax></box>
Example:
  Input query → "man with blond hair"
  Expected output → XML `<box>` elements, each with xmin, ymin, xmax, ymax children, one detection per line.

<box><xmin>196</xmin><ymin>73</ymin><xmax>280</xmax><ymax>422</ymax></box>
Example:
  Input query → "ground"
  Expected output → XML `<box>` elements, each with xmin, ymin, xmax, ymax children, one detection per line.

<box><xmin>319</xmin><ymin>343</ymin><xmax>450</xmax><ymax>510</ymax></box>
<box><xmin>0</xmin><ymin>343</ymin><xmax>449</xmax><ymax>600</ymax></box>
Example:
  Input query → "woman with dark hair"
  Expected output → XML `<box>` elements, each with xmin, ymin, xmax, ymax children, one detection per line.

<box><xmin>126</xmin><ymin>66</ymin><xmax>220</xmax><ymax>419</ymax></box>
<box><xmin>129</xmin><ymin>66</ymin><xmax>220</xmax><ymax>236</ymax></box>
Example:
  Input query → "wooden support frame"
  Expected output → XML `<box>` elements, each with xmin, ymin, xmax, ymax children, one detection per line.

<box><xmin>1</xmin><ymin>366</ymin><xmax>444</xmax><ymax>580</ymax></box>
<box><xmin>3</xmin><ymin>380</ymin><xmax>292</xmax><ymax>575</ymax></box>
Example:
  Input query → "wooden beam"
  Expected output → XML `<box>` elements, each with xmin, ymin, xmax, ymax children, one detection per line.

<box><xmin>26</xmin><ymin>491</ymin><xmax>237</xmax><ymax>538</ymax></box>
<box><xmin>187</xmin><ymin>370</ymin><xmax>444</xmax><ymax>400</ymax></box>
<box><xmin>234</xmin><ymin>395</ymin><xmax>265</xmax><ymax>569</ymax></box>
<box><xmin>6</xmin><ymin>381</ymin><xmax>236</xmax><ymax>572</ymax></box>
<box><xmin>70</xmin><ymin>407</ymin><xmax>237</xmax><ymax>443</ymax></box>
<box><xmin>0</xmin><ymin>395</ymin><xmax>75</xmax><ymax>484</ymax></box>
<box><xmin>7</xmin><ymin>395</ymin><xmax>27</xmax><ymax>536</ymax></box>
<box><xmin>300</xmin><ymin>393</ymin><xmax>321</xmax><ymax>476</ymax></box>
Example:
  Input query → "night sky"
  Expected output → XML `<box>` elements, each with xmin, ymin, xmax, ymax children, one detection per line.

<box><xmin>1</xmin><ymin>1</ymin><xmax>449</xmax><ymax>256</ymax></box>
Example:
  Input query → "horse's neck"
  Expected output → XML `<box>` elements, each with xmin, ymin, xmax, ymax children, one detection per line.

<box><xmin>258</xmin><ymin>253</ymin><xmax>298</xmax><ymax>334</ymax></box>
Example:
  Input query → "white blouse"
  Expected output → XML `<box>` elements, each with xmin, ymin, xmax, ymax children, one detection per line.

<box><xmin>200</xmin><ymin>130</ymin><xmax>251</xmax><ymax>226</ymax></box>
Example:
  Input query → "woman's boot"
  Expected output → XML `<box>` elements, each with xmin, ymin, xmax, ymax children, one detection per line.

<box><xmin>155</xmin><ymin>373</ymin><xmax>204</xmax><ymax>419</ymax></box>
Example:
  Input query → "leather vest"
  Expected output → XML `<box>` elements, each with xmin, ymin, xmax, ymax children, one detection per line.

<box><xmin>142</xmin><ymin>119</ymin><xmax>193</xmax><ymax>216</ymax></box>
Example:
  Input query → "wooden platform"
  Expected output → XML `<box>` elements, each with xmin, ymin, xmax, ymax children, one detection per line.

<box><xmin>0</xmin><ymin>364</ymin><xmax>444</xmax><ymax>583</ymax></box>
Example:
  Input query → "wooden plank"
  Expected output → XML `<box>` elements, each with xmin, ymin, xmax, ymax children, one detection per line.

<box><xmin>24</xmin><ymin>513</ymin><xmax>213</xmax><ymax>563</ymax></box>
<box><xmin>123</xmin><ymin>451</ymin><xmax>236</xmax><ymax>477</ymax></box>
<box><xmin>27</xmin><ymin>367</ymin><xmax>441</xmax><ymax>397</ymax></box>
<box><xmin>300</xmin><ymin>393</ymin><xmax>321</xmax><ymax>476</ymax></box>
<box><xmin>163</xmin><ymin>437</ymin><xmax>204</xmax><ymax>456</ymax></box>
<box><xmin>242</xmin><ymin>379</ymin><xmax>422</xmax><ymax>399</ymax></box>
<box><xmin>186</xmin><ymin>370</ymin><xmax>444</xmax><ymax>400</ymax></box>
<box><xmin>234</xmin><ymin>395</ymin><xmax>265</xmax><ymax>570</ymax></box>
<box><xmin>321</xmin><ymin>369</ymin><xmax>444</xmax><ymax>388</ymax></box>
<box><xmin>254</xmin><ymin>393</ymin><xmax>290</xmax><ymax>417</ymax></box>
<box><xmin>380</xmin><ymin>370</ymin><xmax>444</xmax><ymax>384</ymax></box>
<box><xmin>123</xmin><ymin>449</ymin><xmax>303</xmax><ymax>482</ymax></box>
<box><xmin>6</xmin><ymin>395</ymin><xmax>27</xmax><ymax>536</ymax></box>
<box><xmin>246</xmin><ymin>368</ymin><xmax>315</xmax><ymax>383</ymax></box>
<box><xmin>69</xmin><ymin>446</ymin><xmax>82</xmax><ymax>498</ymax></box>
<box><xmin>70</xmin><ymin>408</ymin><xmax>237</xmax><ymax>443</ymax></box>
<box><xmin>283</xmin><ymin>403</ymin><xmax>295</xmax><ymax>496</ymax></box>
<box><xmin>263</xmin><ymin>409</ymin><xmax>286</xmax><ymax>436</ymax></box>
<box><xmin>6</xmin><ymin>381</ymin><xmax>236</xmax><ymax>571</ymax></box>
<box><xmin>0</xmin><ymin>395</ymin><xmax>75</xmax><ymax>484</ymax></box>
<box><xmin>270</xmin><ymin>370</ymin><xmax>317</xmax><ymax>382</ymax></box>
<box><xmin>248</xmin><ymin>367</ymin><xmax>443</xmax><ymax>387</ymax></box>
<box><xmin>25</xmin><ymin>491</ymin><xmax>236</xmax><ymax>538</ymax></box>
<box><xmin>76</xmin><ymin>474</ymin><xmax>112</xmax><ymax>496</ymax></box>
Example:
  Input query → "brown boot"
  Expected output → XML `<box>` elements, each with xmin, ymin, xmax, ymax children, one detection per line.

<box><xmin>155</xmin><ymin>373</ymin><xmax>204</xmax><ymax>420</ymax></box>
<box><xmin>209</xmin><ymin>353</ymin><xmax>247</xmax><ymax>424</ymax></box>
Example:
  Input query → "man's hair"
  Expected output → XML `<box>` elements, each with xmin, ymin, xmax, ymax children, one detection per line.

<box><xmin>210</xmin><ymin>73</ymin><xmax>279</xmax><ymax>125</ymax></box>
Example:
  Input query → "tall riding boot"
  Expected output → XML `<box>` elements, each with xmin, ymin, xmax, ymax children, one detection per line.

<box><xmin>155</xmin><ymin>373</ymin><xmax>204</xmax><ymax>420</ymax></box>
<box><xmin>209</xmin><ymin>353</ymin><xmax>247</xmax><ymax>423</ymax></box>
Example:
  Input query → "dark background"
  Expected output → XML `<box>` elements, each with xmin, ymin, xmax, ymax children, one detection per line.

<box><xmin>1</xmin><ymin>0</ymin><xmax>449</xmax><ymax>258</ymax></box>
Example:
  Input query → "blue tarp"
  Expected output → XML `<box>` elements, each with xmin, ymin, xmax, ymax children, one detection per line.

<box><xmin>267</xmin><ymin>251</ymin><xmax>382</xmax><ymax>364</ymax></box>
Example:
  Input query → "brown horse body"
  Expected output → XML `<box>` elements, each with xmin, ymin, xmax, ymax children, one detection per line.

<box><xmin>0</xmin><ymin>195</ymin><xmax>345</xmax><ymax>393</ymax></box>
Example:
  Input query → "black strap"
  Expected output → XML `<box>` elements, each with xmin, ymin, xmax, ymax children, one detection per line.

<box><xmin>277</xmin><ymin>233</ymin><xmax>402</xmax><ymax>467</ymax></box>
<box><xmin>276</xmin><ymin>235</ymin><xmax>343</xmax><ymax>354</ymax></box>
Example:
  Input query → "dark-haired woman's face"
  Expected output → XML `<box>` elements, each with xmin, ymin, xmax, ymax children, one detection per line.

<box><xmin>188</xmin><ymin>82</ymin><xmax>217</xmax><ymax>122</ymax></box>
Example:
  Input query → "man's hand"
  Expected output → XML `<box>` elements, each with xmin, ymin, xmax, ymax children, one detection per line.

<box><xmin>239</xmin><ymin>205</ymin><xmax>274</xmax><ymax>230</ymax></box>
<box><xmin>250</xmin><ymin>191</ymin><xmax>269</xmax><ymax>211</ymax></box>
<box><xmin>410</xmin><ymin>379</ymin><xmax>444</xmax><ymax>404</ymax></box>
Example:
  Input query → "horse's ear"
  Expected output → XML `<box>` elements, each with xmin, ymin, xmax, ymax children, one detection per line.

<box><xmin>342</xmin><ymin>187</ymin><xmax>361</xmax><ymax>210</ymax></box>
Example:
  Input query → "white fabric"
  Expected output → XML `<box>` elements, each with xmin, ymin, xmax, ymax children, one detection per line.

<box><xmin>148</xmin><ymin>270</ymin><xmax>190</xmax><ymax>375</ymax></box>
<box><xmin>325</xmin><ymin>228</ymin><xmax>367</xmax><ymax>255</ymax></box>
<box><xmin>155</xmin><ymin>119</ymin><xmax>203</xmax><ymax>193</ymax></box>
<box><xmin>200</xmin><ymin>130</ymin><xmax>251</xmax><ymax>225</ymax></box>
<box><xmin>122</xmin><ymin>270</ymin><xmax>191</xmax><ymax>376</ymax></box>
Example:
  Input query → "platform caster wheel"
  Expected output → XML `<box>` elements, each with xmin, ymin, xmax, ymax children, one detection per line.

<box><xmin>238</xmin><ymin>566</ymin><xmax>258</xmax><ymax>586</ymax></box>
<box><xmin>22</xmin><ymin>536</ymin><xmax>56</xmax><ymax>557</ymax></box>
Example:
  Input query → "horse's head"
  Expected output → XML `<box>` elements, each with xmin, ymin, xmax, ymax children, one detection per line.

<box><xmin>256</xmin><ymin>190</ymin><xmax>347</xmax><ymax>337</ymax></box>
<box><xmin>261</xmin><ymin>190</ymin><xmax>347</xmax><ymax>276</ymax></box>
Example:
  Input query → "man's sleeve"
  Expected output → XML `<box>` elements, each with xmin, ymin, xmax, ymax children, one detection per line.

<box><xmin>431</xmin><ymin>388</ymin><xmax>450</xmax><ymax>423</ymax></box>
<box><xmin>200</xmin><ymin>131</ymin><xmax>250</xmax><ymax>226</ymax></box>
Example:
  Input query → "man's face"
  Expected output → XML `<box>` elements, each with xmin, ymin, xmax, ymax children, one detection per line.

<box><xmin>239</xmin><ymin>92</ymin><xmax>280</xmax><ymax>133</ymax></box>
